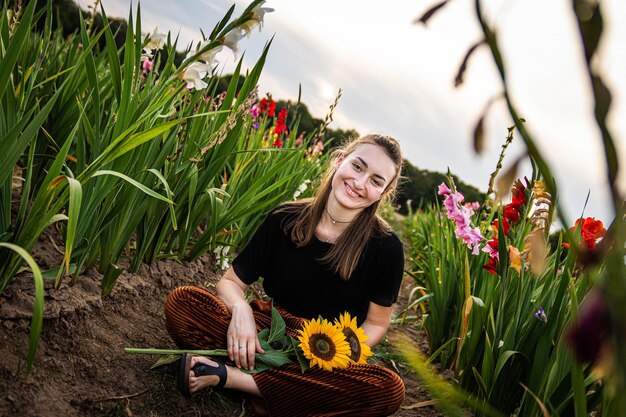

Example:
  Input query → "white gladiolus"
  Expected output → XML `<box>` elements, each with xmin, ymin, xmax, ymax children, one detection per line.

<box><xmin>181</xmin><ymin>61</ymin><xmax>211</xmax><ymax>90</ymax></box>
<box><xmin>213</xmin><ymin>246</ymin><xmax>231</xmax><ymax>270</ymax></box>
<box><xmin>240</xmin><ymin>1</ymin><xmax>274</xmax><ymax>36</ymax></box>
<box><xmin>222</xmin><ymin>28</ymin><xmax>245</xmax><ymax>58</ymax></box>
<box><xmin>144</xmin><ymin>27</ymin><xmax>166</xmax><ymax>54</ymax></box>
<box><xmin>293</xmin><ymin>179</ymin><xmax>311</xmax><ymax>200</ymax></box>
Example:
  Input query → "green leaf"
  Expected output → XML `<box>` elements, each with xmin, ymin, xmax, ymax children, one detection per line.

<box><xmin>92</xmin><ymin>170</ymin><xmax>173</xmax><ymax>204</ymax></box>
<box><xmin>150</xmin><ymin>354</ymin><xmax>180</xmax><ymax>370</ymax></box>
<box><xmin>51</xmin><ymin>176</ymin><xmax>82</xmax><ymax>289</ymax></box>
<box><xmin>255</xmin><ymin>348</ymin><xmax>293</xmax><ymax>368</ymax></box>
<box><xmin>291</xmin><ymin>336</ymin><xmax>310</xmax><ymax>373</ymax></box>
<box><xmin>0</xmin><ymin>243</ymin><xmax>44</xmax><ymax>374</ymax></box>
<box><xmin>267</xmin><ymin>305</ymin><xmax>287</xmax><ymax>345</ymax></box>
<box><xmin>0</xmin><ymin>0</ymin><xmax>37</xmax><ymax>99</ymax></box>
<box><xmin>101</xmin><ymin>263</ymin><xmax>124</xmax><ymax>297</ymax></box>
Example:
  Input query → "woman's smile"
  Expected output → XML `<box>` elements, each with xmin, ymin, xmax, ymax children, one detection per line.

<box><xmin>344</xmin><ymin>182</ymin><xmax>362</xmax><ymax>198</ymax></box>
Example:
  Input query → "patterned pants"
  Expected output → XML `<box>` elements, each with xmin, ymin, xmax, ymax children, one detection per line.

<box><xmin>164</xmin><ymin>286</ymin><xmax>405</xmax><ymax>417</ymax></box>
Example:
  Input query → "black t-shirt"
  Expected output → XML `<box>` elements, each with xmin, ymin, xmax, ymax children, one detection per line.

<box><xmin>232</xmin><ymin>207</ymin><xmax>404</xmax><ymax>326</ymax></box>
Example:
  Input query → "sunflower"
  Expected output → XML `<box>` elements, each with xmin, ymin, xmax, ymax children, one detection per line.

<box><xmin>334</xmin><ymin>312</ymin><xmax>372</xmax><ymax>364</ymax></box>
<box><xmin>297</xmin><ymin>318</ymin><xmax>351</xmax><ymax>371</ymax></box>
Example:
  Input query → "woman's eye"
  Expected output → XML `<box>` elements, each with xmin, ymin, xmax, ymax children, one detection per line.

<box><xmin>371</xmin><ymin>179</ymin><xmax>383</xmax><ymax>187</ymax></box>
<box><xmin>352</xmin><ymin>163</ymin><xmax>362</xmax><ymax>171</ymax></box>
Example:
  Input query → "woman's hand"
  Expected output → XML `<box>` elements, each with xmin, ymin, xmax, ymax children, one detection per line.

<box><xmin>227</xmin><ymin>302</ymin><xmax>265</xmax><ymax>370</ymax></box>
<box><xmin>217</xmin><ymin>267</ymin><xmax>265</xmax><ymax>370</ymax></box>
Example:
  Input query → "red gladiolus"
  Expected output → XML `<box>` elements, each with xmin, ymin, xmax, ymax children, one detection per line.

<box><xmin>570</xmin><ymin>217</ymin><xmax>606</xmax><ymax>250</ymax></box>
<box><xmin>500</xmin><ymin>178</ymin><xmax>529</xmax><ymax>229</ymax></box>
<box><xmin>259</xmin><ymin>97</ymin><xmax>277</xmax><ymax>117</ymax></box>
<box><xmin>502</xmin><ymin>204</ymin><xmax>520</xmax><ymax>224</ymax></box>
<box><xmin>268</xmin><ymin>100</ymin><xmax>276</xmax><ymax>117</ymax></box>
<box><xmin>272</xmin><ymin>108</ymin><xmax>288</xmax><ymax>136</ymax></box>
<box><xmin>511</xmin><ymin>178</ymin><xmax>528</xmax><ymax>207</ymax></box>
<box><xmin>580</xmin><ymin>217</ymin><xmax>606</xmax><ymax>241</ymax></box>
<box><xmin>483</xmin><ymin>257</ymin><xmax>498</xmax><ymax>274</ymax></box>
<box><xmin>271</xmin><ymin>137</ymin><xmax>283</xmax><ymax>148</ymax></box>
<box><xmin>492</xmin><ymin>219</ymin><xmax>510</xmax><ymax>237</ymax></box>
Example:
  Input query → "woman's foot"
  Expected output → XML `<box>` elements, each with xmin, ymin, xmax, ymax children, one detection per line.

<box><xmin>179</xmin><ymin>353</ymin><xmax>262</xmax><ymax>398</ymax></box>
<box><xmin>188</xmin><ymin>356</ymin><xmax>228</xmax><ymax>395</ymax></box>
<box><xmin>179</xmin><ymin>353</ymin><xmax>228</xmax><ymax>397</ymax></box>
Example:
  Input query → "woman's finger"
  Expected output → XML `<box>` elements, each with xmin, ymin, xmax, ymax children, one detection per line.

<box><xmin>227</xmin><ymin>336</ymin><xmax>236</xmax><ymax>362</ymax></box>
<box><xmin>237</xmin><ymin>341</ymin><xmax>248</xmax><ymax>369</ymax></box>
<box><xmin>247</xmin><ymin>339</ymin><xmax>256</xmax><ymax>370</ymax></box>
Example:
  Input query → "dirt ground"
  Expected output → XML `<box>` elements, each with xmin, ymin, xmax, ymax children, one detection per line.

<box><xmin>0</xmin><ymin>229</ymin><xmax>441</xmax><ymax>417</ymax></box>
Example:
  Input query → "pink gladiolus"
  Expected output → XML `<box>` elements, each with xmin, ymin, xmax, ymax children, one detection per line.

<box><xmin>311</xmin><ymin>140</ymin><xmax>324</xmax><ymax>156</ymax></box>
<box><xmin>438</xmin><ymin>182</ymin><xmax>484</xmax><ymax>254</ymax></box>
<box><xmin>142</xmin><ymin>59</ymin><xmax>153</xmax><ymax>73</ymax></box>
<box><xmin>482</xmin><ymin>238</ymin><xmax>499</xmax><ymax>260</ymax></box>
<box><xmin>437</xmin><ymin>183</ymin><xmax>452</xmax><ymax>196</ymax></box>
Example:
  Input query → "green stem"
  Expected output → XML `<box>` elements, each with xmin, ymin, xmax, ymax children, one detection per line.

<box><xmin>125</xmin><ymin>348</ymin><xmax>228</xmax><ymax>356</ymax></box>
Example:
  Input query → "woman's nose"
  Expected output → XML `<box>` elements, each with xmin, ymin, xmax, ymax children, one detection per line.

<box><xmin>353</xmin><ymin>175</ymin><xmax>365</xmax><ymax>189</ymax></box>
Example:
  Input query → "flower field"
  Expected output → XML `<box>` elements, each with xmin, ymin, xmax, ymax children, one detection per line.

<box><xmin>1</xmin><ymin>1</ymin><xmax>625</xmax><ymax>417</ymax></box>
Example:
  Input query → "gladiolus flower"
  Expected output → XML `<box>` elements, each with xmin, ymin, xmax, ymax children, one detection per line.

<box><xmin>509</xmin><ymin>245</ymin><xmax>522</xmax><ymax>274</ymax></box>
<box><xmin>571</xmin><ymin>217</ymin><xmax>606</xmax><ymax>250</ymax></box>
<box><xmin>144</xmin><ymin>27</ymin><xmax>166</xmax><ymax>54</ymax></box>
<box><xmin>311</xmin><ymin>140</ymin><xmax>324</xmax><ymax>156</ymax></box>
<box><xmin>240</xmin><ymin>1</ymin><xmax>274</xmax><ymax>36</ymax></box>
<box><xmin>260</xmin><ymin>97</ymin><xmax>276</xmax><ymax>116</ymax></box>
<box><xmin>181</xmin><ymin>61</ymin><xmax>211</xmax><ymax>90</ymax></box>
<box><xmin>438</xmin><ymin>183</ymin><xmax>484</xmax><ymax>255</ymax></box>
<box><xmin>272</xmin><ymin>108</ymin><xmax>288</xmax><ymax>136</ymax></box>
<box><xmin>293</xmin><ymin>179</ymin><xmax>311</xmax><ymax>199</ymax></box>
<box><xmin>193</xmin><ymin>41</ymin><xmax>222</xmax><ymax>66</ymax></box>
<box><xmin>271</xmin><ymin>137</ymin><xmax>283</xmax><ymax>148</ymax></box>
<box><xmin>483</xmin><ymin>257</ymin><xmax>498</xmax><ymax>274</ymax></box>
<box><xmin>492</xmin><ymin>219</ymin><xmax>510</xmax><ymax>236</ymax></box>
<box><xmin>533</xmin><ymin>306</ymin><xmax>547</xmax><ymax>324</ymax></box>
<box><xmin>222</xmin><ymin>28</ymin><xmax>245</xmax><ymax>58</ymax></box>
<box><xmin>482</xmin><ymin>236</ymin><xmax>499</xmax><ymax>260</ymax></box>
<box><xmin>503</xmin><ymin>204</ymin><xmax>520</xmax><ymax>223</ymax></box>
<box><xmin>142</xmin><ymin>59</ymin><xmax>153</xmax><ymax>74</ymax></box>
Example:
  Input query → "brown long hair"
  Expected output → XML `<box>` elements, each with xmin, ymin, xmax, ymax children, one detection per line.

<box><xmin>278</xmin><ymin>134</ymin><xmax>403</xmax><ymax>280</ymax></box>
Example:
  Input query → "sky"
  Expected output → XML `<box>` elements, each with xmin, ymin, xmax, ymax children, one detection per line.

<box><xmin>96</xmin><ymin>0</ymin><xmax>625</xmax><ymax>226</ymax></box>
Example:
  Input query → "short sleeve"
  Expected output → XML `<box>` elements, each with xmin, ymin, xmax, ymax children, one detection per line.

<box><xmin>231</xmin><ymin>212</ymin><xmax>276</xmax><ymax>285</ymax></box>
<box><xmin>369</xmin><ymin>234</ymin><xmax>404</xmax><ymax>306</ymax></box>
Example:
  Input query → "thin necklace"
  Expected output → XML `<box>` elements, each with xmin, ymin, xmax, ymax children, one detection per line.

<box><xmin>325</xmin><ymin>207</ymin><xmax>351</xmax><ymax>224</ymax></box>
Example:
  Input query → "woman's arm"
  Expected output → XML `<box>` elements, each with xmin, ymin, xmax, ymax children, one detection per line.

<box><xmin>361</xmin><ymin>302</ymin><xmax>394</xmax><ymax>348</ymax></box>
<box><xmin>216</xmin><ymin>267</ymin><xmax>264</xmax><ymax>370</ymax></box>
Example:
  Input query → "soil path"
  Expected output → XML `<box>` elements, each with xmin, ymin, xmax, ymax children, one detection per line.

<box><xmin>0</xmin><ymin>232</ymin><xmax>440</xmax><ymax>417</ymax></box>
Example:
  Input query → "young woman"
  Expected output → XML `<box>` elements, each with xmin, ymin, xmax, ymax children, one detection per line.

<box><xmin>165</xmin><ymin>134</ymin><xmax>406</xmax><ymax>416</ymax></box>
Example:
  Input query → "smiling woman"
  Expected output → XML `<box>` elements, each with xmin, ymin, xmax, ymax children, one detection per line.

<box><xmin>165</xmin><ymin>134</ymin><xmax>407</xmax><ymax>416</ymax></box>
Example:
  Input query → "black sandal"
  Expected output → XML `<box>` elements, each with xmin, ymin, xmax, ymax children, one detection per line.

<box><xmin>178</xmin><ymin>353</ymin><xmax>228</xmax><ymax>398</ymax></box>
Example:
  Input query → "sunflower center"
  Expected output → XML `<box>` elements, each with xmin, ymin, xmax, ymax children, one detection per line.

<box><xmin>343</xmin><ymin>328</ymin><xmax>361</xmax><ymax>362</ymax></box>
<box><xmin>309</xmin><ymin>334</ymin><xmax>337</xmax><ymax>361</ymax></box>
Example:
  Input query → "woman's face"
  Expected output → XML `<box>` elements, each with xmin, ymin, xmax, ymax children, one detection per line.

<box><xmin>330</xmin><ymin>143</ymin><xmax>397</xmax><ymax>212</ymax></box>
